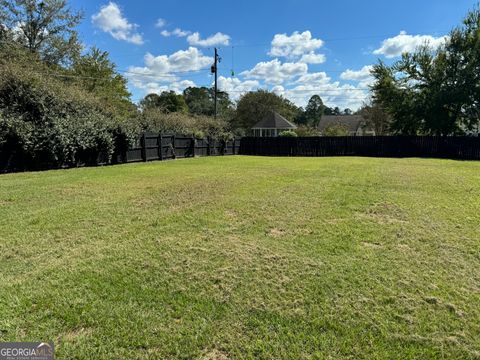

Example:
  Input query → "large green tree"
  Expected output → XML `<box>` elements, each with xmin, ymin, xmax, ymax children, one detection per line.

<box><xmin>357</xmin><ymin>101</ymin><xmax>391</xmax><ymax>135</ymax></box>
<box><xmin>303</xmin><ymin>95</ymin><xmax>325</xmax><ymax>127</ymax></box>
<box><xmin>0</xmin><ymin>0</ymin><xmax>83</xmax><ymax>65</ymax></box>
<box><xmin>371</xmin><ymin>5</ymin><xmax>480</xmax><ymax>135</ymax></box>
<box><xmin>71</xmin><ymin>47</ymin><xmax>134</xmax><ymax>118</ymax></box>
<box><xmin>183</xmin><ymin>86</ymin><xmax>233</xmax><ymax>118</ymax></box>
<box><xmin>233</xmin><ymin>90</ymin><xmax>300</xmax><ymax>130</ymax></box>
<box><xmin>140</xmin><ymin>91</ymin><xmax>188</xmax><ymax>114</ymax></box>
<box><xmin>448</xmin><ymin>6</ymin><xmax>480</xmax><ymax>131</ymax></box>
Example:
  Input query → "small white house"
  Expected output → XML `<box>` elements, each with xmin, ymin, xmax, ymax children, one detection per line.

<box><xmin>252</xmin><ymin>111</ymin><xmax>297</xmax><ymax>137</ymax></box>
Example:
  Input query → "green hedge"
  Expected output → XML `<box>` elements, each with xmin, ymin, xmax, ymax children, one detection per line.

<box><xmin>0</xmin><ymin>63</ymin><xmax>135</xmax><ymax>170</ymax></box>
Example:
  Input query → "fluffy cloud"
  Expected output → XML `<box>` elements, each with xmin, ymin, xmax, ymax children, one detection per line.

<box><xmin>340</xmin><ymin>65</ymin><xmax>374</xmax><ymax>88</ymax></box>
<box><xmin>161</xmin><ymin>28</ymin><xmax>191</xmax><ymax>37</ymax></box>
<box><xmin>241</xmin><ymin>59</ymin><xmax>308</xmax><ymax>84</ymax></box>
<box><xmin>155</xmin><ymin>18</ymin><xmax>166</xmax><ymax>28</ymax></box>
<box><xmin>139</xmin><ymin>80</ymin><xmax>197</xmax><ymax>95</ymax></box>
<box><xmin>274</xmin><ymin>72</ymin><xmax>370</xmax><ymax>109</ymax></box>
<box><xmin>269</xmin><ymin>31</ymin><xmax>324</xmax><ymax>59</ymax></box>
<box><xmin>299</xmin><ymin>52</ymin><xmax>326</xmax><ymax>64</ymax></box>
<box><xmin>217</xmin><ymin>77</ymin><xmax>260</xmax><ymax>100</ymax></box>
<box><xmin>373</xmin><ymin>31</ymin><xmax>449</xmax><ymax>58</ymax></box>
<box><xmin>187</xmin><ymin>32</ymin><xmax>230</xmax><ymax>47</ymax></box>
<box><xmin>340</xmin><ymin>66</ymin><xmax>373</xmax><ymax>81</ymax></box>
<box><xmin>91</xmin><ymin>2</ymin><xmax>143</xmax><ymax>45</ymax></box>
<box><xmin>127</xmin><ymin>47</ymin><xmax>212</xmax><ymax>94</ymax></box>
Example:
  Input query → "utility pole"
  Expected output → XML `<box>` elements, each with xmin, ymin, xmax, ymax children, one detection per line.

<box><xmin>211</xmin><ymin>48</ymin><xmax>219</xmax><ymax>120</ymax></box>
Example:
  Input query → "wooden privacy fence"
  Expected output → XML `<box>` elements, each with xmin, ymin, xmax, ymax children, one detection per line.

<box><xmin>239</xmin><ymin>136</ymin><xmax>480</xmax><ymax>160</ymax></box>
<box><xmin>114</xmin><ymin>133</ymin><xmax>240</xmax><ymax>164</ymax></box>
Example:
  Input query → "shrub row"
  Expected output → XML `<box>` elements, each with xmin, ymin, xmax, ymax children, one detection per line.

<box><xmin>0</xmin><ymin>63</ymin><xmax>232</xmax><ymax>172</ymax></box>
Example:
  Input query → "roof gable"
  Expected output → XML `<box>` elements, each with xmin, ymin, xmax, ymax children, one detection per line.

<box><xmin>252</xmin><ymin>111</ymin><xmax>297</xmax><ymax>129</ymax></box>
<box><xmin>318</xmin><ymin>115</ymin><xmax>370</xmax><ymax>132</ymax></box>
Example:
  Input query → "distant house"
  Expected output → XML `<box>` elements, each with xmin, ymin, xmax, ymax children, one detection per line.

<box><xmin>252</xmin><ymin>111</ymin><xmax>297</xmax><ymax>137</ymax></box>
<box><xmin>317</xmin><ymin>115</ymin><xmax>375</xmax><ymax>136</ymax></box>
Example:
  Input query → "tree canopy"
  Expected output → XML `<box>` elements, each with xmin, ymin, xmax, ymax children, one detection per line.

<box><xmin>371</xmin><ymin>5</ymin><xmax>480</xmax><ymax>135</ymax></box>
<box><xmin>233</xmin><ymin>90</ymin><xmax>301</xmax><ymax>130</ymax></box>
<box><xmin>71</xmin><ymin>47</ymin><xmax>134</xmax><ymax>119</ymax></box>
<box><xmin>182</xmin><ymin>86</ymin><xmax>233</xmax><ymax>118</ymax></box>
<box><xmin>140</xmin><ymin>91</ymin><xmax>189</xmax><ymax>114</ymax></box>
<box><xmin>0</xmin><ymin>0</ymin><xmax>83</xmax><ymax>65</ymax></box>
<box><xmin>303</xmin><ymin>95</ymin><xmax>325</xmax><ymax>127</ymax></box>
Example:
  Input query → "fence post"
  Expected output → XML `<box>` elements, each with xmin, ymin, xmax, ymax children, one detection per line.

<box><xmin>172</xmin><ymin>134</ymin><xmax>176</xmax><ymax>159</ymax></box>
<box><xmin>232</xmin><ymin>138</ymin><xmax>235</xmax><ymax>155</ymax></box>
<box><xmin>141</xmin><ymin>133</ymin><xmax>147</xmax><ymax>162</ymax></box>
<box><xmin>192</xmin><ymin>136</ymin><xmax>196</xmax><ymax>158</ymax></box>
<box><xmin>158</xmin><ymin>132</ymin><xmax>163</xmax><ymax>161</ymax></box>
<box><xmin>207</xmin><ymin>136</ymin><xmax>211</xmax><ymax>156</ymax></box>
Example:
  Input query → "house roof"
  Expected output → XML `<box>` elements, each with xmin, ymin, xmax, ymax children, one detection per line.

<box><xmin>252</xmin><ymin>111</ymin><xmax>297</xmax><ymax>129</ymax></box>
<box><xmin>317</xmin><ymin>115</ymin><xmax>369</xmax><ymax>133</ymax></box>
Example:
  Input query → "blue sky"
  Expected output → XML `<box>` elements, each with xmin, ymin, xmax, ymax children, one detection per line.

<box><xmin>71</xmin><ymin>0</ymin><xmax>477</xmax><ymax>109</ymax></box>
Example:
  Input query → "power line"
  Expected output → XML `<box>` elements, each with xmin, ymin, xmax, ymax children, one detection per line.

<box><xmin>118</xmin><ymin>68</ymin><xmax>211</xmax><ymax>78</ymax></box>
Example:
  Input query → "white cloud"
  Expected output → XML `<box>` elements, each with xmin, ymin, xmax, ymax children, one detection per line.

<box><xmin>155</xmin><ymin>18</ymin><xmax>166</xmax><ymax>28</ymax></box>
<box><xmin>340</xmin><ymin>65</ymin><xmax>374</xmax><ymax>88</ymax></box>
<box><xmin>340</xmin><ymin>66</ymin><xmax>373</xmax><ymax>81</ymax></box>
<box><xmin>269</xmin><ymin>31</ymin><xmax>324</xmax><ymax>59</ymax></box>
<box><xmin>373</xmin><ymin>31</ymin><xmax>449</xmax><ymax>58</ymax></box>
<box><xmin>141</xmin><ymin>80</ymin><xmax>198</xmax><ymax>95</ymax></box>
<box><xmin>92</xmin><ymin>2</ymin><xmax>143</xmax><ymax>45</ymax></box>
<box><xmin>142</xmin><ymin>47</ymin><xmax>211</xmax><ymax>74</ymax></box>
<box><xmin>187</xmin><ymin>32</ymin><xmax>230</xmax><ymax>47</ymax></box>
<box><xmin>299</xmin><ymin>52</ymin><xmax>326</xmax><ymax>64</ymax></box>
<box><xmin>127</xmin><ymin>47</ymin><xmax>212</xmax><ymax>95</ymax></box>
<box><xmin>161</xmin><ymin>28</ymin><xmax>191</xmax><ymax>38</ymax></box>
<box><xmin>217</xmin><ymin>77</ymin><xmax>260</xmax><ymax>100</ymax></box>
<box><xmin>241</xmin><ymin>59</ymin><xmax>308</xmax><ymax>85</ymax></box>
<box><xmin>295</xmin><ymin>72</ymin><xmax>331</xmax><ymax>87</ymax></box>
<box><xmin>279</xmin><ymin>71</ymin><xmax>370</xmax><ymax>109</ymax></box>
<box><xmin>271</xmin><ymin>85</ymin><xmax>285</xmax><ymax>95</ymax></box>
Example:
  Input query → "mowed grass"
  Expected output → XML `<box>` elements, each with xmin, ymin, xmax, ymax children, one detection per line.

<box><xmin>0</xmin><ymin>156</ymin><xmax>479</xmax><ymax>359</ymax></box>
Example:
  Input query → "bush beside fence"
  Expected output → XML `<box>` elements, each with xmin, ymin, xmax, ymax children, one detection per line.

<box><xmin>0</xmin><ymin>133</ymin><xmax>240</xmax><ymax>172</ymax></box>
<box><xmin>239</xmin><ymin>136</ymin><xmax>480</xmax><ymax>160</ymax></box>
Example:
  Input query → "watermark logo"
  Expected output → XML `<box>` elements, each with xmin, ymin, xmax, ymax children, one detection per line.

<box><xmin>0</xmin><ymin>342</ymin><xmax>54</xmax><ymax>360</ymax></box>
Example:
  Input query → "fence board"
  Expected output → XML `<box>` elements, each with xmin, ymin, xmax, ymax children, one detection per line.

<box><xmin>120</xmin><ymin>134</ymin><xmax>240</xmax><ymax>164</ymax></box>
<box><xmin>239</xmin><ymin>136</ymin><xmax>480</xmax><ymax>160</ymax></box>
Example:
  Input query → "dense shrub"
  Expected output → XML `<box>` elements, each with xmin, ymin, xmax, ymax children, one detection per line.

<box><xmin>294</xmin><ymin>126</ymin><xmax>321</xmax><ymax>137</ymax></box>
<box><xmin>0</xmin><ymin>61</ymin><xmax>135</xmax><ymax>170</ymax></box>
<box><xmin>278</xmin><ymin>130</ymin><xmax>298</xmax><ymax>137</ymax></box>
<box><xmin>323</xmin><ymin>124</ymin><xmax>349</xmax><ymax>136</ymax></box>
<box><xmin>139</xmin><ymin>109</ymin><xmax>232</xmax><ymax>140</ymax></box>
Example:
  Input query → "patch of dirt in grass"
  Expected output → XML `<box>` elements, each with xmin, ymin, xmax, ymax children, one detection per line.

<box><xmin>60</xmin><ymin>327</ymin><xmax>92</xmax><ymax>342</ymax></box>
<box><xmin>359</xmin><ymin>202</ymin><xmax>408</xmax><ymax>224</ymax></box>
<box><xmin>323</xmin><ymin>218</ymin><xmax>348</xmax><ymax>225</ymax></box>
<box><xmin>130</xmin><ymin>180</ymin><xmax>229</xmax><ymax>211</ymax></box>
<box><xmin>0</xmin><ymin>199</ymin><xmax>14</xmax><ymax>206</ymax></box>
<box><xmin>200</xmin><ymin>349</ymin><xmax>229</xmax><ymax>360</ymax></box>
<box><xmin>268</xmin><ymin>228</ymin><xmax>286</xmax><ymax>238</ymax></box>
<box><xmin>396</xmin><ymin>243</ymin><xmax>413</xmax><ymax>253</ymax></box>
<box><xmin>361</xmin><ymin>242</ymin><xmax>383</xmax><ymax>249</ymax></box>
<box><xmin>224</xmin><ymin>210</ymin><xmax>237</xmax><ymax>218</ymax></box>
<box><xmin>391</xmin><ymin>333</ymin><xmax>465</xmax><ymax>347</ymax></box>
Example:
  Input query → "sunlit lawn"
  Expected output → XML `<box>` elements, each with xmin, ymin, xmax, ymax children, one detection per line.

<box><xmin>1</xmin><ymin>156</ymin><xmax>479</xmax><ymax>359</ymax></box>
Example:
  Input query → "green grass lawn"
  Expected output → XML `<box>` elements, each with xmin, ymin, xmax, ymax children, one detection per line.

<box><xmin>1</xmin><ymin>156</ymin><xmax>479</xmax><ymax>359</ymax></box>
